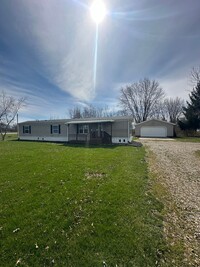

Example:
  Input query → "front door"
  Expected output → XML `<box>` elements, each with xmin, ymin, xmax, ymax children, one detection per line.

<box><xmin>90</xmin><ymin>123</ymin><xmax>102</xmax><ymax>139</ymax></box>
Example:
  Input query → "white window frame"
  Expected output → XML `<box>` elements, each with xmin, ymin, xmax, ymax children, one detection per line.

<box><xmin>52</xmin><ymin>125</ymin><xmax>59</xmax><ymax>134</ymax></box>
<box><xmin>24</xmin><ymin>125</ymin><xmax>31</xmax><ymax>134</ymax></box>
<box><xmin>79</xmin><ymin>125</ymin><xmax>89</xmax><ymax>134</ymax></box>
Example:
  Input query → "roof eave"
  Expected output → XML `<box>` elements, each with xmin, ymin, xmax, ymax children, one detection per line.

<box><xmin>65</xmin><ymin>120</ymin><xmax>115</xmax><ymax>125</ymax></box>
<box><xmin>135</xmin><ymin>119</ymin><xmax>176</xmax><ymax>126</ymax></box>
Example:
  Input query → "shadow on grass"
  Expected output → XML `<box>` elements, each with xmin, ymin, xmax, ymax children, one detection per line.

<box><xmin>11</xmin><ymin>139</ymin><xmax>142</xmax><ymax>149</ymax></box>
<box><xmin>14</xmin><ymin>139</ymin><xmax>119</xmax><ymax>149</ymax></box>
<box><xmin>61</xmin><ymin>143</ymin><xmax>119</xmax><ymax>149</ymax></box>
<box><xmin>57</xmin><ymin>140</ymin><xmax>142</xmax><ymax>149</ymax></box>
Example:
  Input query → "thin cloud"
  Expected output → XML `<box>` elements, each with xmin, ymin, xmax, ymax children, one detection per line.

<box><xmin>0</xmin><ymin>0</ymin><xmax>200</xmax><ymax>120</ymax></box>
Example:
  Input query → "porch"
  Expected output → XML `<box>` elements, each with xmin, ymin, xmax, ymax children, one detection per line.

<box><xmin>66</xmin><ymin>119</ymin><xmax>114</xmax><ymax>144</ymax></box>
<box><xmin>68</xmin><ymin>131</ymin><xmax>112</xmax><ymax>144</ymax></box>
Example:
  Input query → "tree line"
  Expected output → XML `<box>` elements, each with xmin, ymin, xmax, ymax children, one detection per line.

<box><xmin>69</xmin><ymin>78</ymin><xmax>184</xmax><ymax>124</ymax></box>
<box><xmin>69</xmin><ymin>67</ymin><xmax>200</xmax><ymax>135</ymax></box>
<box><xmin>68</xmin><ymin>105</ymin><xmax>126</xmax><ymax>119</ymax></box>
<box><xmin>118</xmin><ymin>78</ymin><xmax>184</xmax><ymax>123</ymax></box>
<box><xmin>1</xmin><ymin>66</ymin><xmax>200</xmax><ymax>141</ymax></box>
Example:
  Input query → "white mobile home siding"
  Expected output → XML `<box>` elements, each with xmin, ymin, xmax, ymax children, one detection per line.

<box><xmin>19</xmin><ymin>117</ymin><xmax>133</xmax><ymax>144</ymax></box>
<box><xmin>19</xmin><ymin>120</ymin><xmax>69</xmax><ymax>142</ymax></box>
<box><xmin>111</xmin><ymin>119</ymin><xmax>132</xmax><ymax>143</ymax></box>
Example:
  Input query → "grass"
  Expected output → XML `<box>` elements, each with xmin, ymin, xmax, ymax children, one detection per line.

<box><xmin>0</xmin><ymin>139</ymin><xmax>166</xmax><ymax>266</ymax></box>
<box><xmin>0</xmin><ymin>133</ymin><xmax>18</xmax><ymax>142</ymax></box>
<box><xmin>175</xmin><ymin>137</ymin><xmax>200</xmax><ymax>142</ymax></box>
<box><xmin>195</xmin><ymin>150</ymin><xmax>200</xmax><ymax>157</ymax></box>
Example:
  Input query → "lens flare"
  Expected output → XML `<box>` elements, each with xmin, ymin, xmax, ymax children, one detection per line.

<box><xmin>90</xmin><ymin>0</ymin><xmax>107</xmax><ymax>24</ymax></box>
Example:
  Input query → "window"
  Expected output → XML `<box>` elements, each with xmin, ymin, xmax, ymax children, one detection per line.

<box><xmin>79</xmin><ymin>125</ymin><xmax>89</xmax><ymax>134</ymax></box>
<box><xmin>52</xmin><ymin>125</ymin><xmax>59</xmax><ymax>134</ymax></box>
<box><xmin>23</xmin><ymin>125</ymin><xmax>31</xmax><ymax>134</ymax></box>
<box><xmin>51</xmin><ymin>125</ymin><xmax>61</xmax><ymax>134</ymax></box>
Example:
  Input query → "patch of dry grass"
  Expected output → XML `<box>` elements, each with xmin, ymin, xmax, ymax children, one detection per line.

<box><xmin>195</xmin><ymin>150</ymin><xmax>200</xmax><ymax>157</ymax></box>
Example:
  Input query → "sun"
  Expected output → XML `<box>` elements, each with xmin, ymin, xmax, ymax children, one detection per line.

<box><xmin>90</xmin><ymin>0</ymin><xmax>107</xmax><ymax>24</ymax></box>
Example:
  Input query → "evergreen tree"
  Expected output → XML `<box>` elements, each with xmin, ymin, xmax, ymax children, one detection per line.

<box><xmin>179</xmin><ymin>82</ymin><xmax>200</xmax><ymax>131</ymax></box>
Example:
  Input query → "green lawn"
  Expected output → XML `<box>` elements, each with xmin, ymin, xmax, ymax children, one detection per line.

<box><xmin>175</xmin><ymin>137</ymin><xmax>200</xmax><ymax>142</ymax></box>
<box><xmin>195</xmin><ymin>150</ymin><xmax>200</xmax><ymax>157</ymax></box>
<box><xmin>0</xmin><ymin>133</ymin><xmax>18</xmax><ymax>141</ymax></box>
<box><xmin>0</xmin><ymin>139</ymin><xmax>166</xmax><ymax>267</ymax></box>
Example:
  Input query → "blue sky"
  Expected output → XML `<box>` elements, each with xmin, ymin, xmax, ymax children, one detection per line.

<box><xmin>0</xmin><ymin>0</ymin><xmax>200</xmax><ymax>121</ymax></box>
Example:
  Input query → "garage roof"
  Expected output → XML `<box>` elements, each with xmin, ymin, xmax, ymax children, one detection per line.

<box><xmin>135</xmin><ymin>119</ymin><xmax>176</xmax><ymax>126</ymax></box>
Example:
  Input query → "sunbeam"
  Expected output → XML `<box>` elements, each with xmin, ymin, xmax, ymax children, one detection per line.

<box><xmin>93</xmin><ymin>24</ymin><xmax>99</xmax><ymax>92</ymax></box>
<box><xmin>90</xmin><ymin>0</ymin><xmax>107</xmax><ymax>96</ymax></box>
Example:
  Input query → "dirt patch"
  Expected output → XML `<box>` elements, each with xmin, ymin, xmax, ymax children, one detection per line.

<box><xmin>141</xmin><ymin>140</ymin><xmax>200</xmax><ymax>266</ymax></box>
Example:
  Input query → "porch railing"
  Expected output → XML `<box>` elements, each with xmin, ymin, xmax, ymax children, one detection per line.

<box><xmin>68</xmin><ymin>131</ymin><xmax>111</xmax><ymax>144</ymax></box>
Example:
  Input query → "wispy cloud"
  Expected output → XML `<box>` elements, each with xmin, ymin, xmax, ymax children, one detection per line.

<box><xmin>0</xmin><ymin>0</ymin><xmax>97</xmax><ymax>102</ymax></box>
<box><xmin>20</xmin><ymin>0</ymin><xmax>97</xmax><ymax>101</ymax></box>
<box><xmin>0</xmin><ymin>0</ymin><xmax>200</xmax><ymax>120</ymax></box>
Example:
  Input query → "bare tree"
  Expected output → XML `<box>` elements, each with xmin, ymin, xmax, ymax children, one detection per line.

<box><xmin>82</xmin><ymin>105</ymin><xmax>99</xmax><ymax>118</ymax></box>
<box><xmin>68</xmin><ymin>106</ymin><xmax>82</xmax><ymax>119</ymax></box>
<box><xmin>0</xmin><ymin>91</ymin><xmax>26</xmax><ymax>141</ymax></box>
<box><xmin>68</xmin><ymin>105</ymin><xmax>96</xmax><ymax>119</ymax></box>
<box><xmin>0</xmin><ymin>92</ymin><xmax>13</xmax><ymax>120</ymax></box>
<box><xmin>68</xmin><ymin>105</ymin><xmax>120</xmax><ymax>119</ymax></box>
<box><xmin>190</xmin><ymin>66</ymin><xmax>200</xmax><ymax>85</ymax></box>
<box><xmin>119</xmin><ymin>78</ymin><xmax>165</xmax><ymax>123</ymax></box>
<box><xmin>164</xmin><ymin>97</ymin><xmax>184</xmax><ymax>123</ymax></box>
<box><xmin>151</xmin><ymin>101</ymin><xmax>167</xmax><ymax>121</ymax></box>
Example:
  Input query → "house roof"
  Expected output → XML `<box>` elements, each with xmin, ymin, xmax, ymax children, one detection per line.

<box><xmin>65</xmin><ymin>116</ymin><xmax>133</xmax><ymax>124</ymax></box>
<box><xmin>66</xmin><ymin>119</ymin><xmax>115</xmax><ymax>124</ymax></box>
<box><xmin>135</xmin><ymin>119</ymin><xmax>176</xmax><ymax>126</ymax></box>
<box><xmin>19</xmin><ymin>116</ymin><xmax>133</xmax><ymax>125</ymax></box>
<box><xmin>18</xmin><ymin>119</ymin><xmax>70</xmax><ymax>124</ymax></box>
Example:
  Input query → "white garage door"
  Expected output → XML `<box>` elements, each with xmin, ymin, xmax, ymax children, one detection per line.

<box><xmin>141</xmin><ymin>126</ymin><xmax>167</xmax><ymax>137</ymax></box>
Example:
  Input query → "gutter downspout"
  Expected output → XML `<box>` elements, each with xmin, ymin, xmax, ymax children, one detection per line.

<box><xmin>111</xmin><ymin>122</ymin><xmax>112</xmax><ymax>144</ymax></box>
<box><xmin>128</xmin><ymin>120</ymin><xmax>129</xmax><ymax>142</ymax></box>
<box><xmin>67</xmin><ymin>124</ymin><xmax>69</xmax><ymax>142</ymax></box>
<box><xmin>17</xmin><ymin>113</ymin><xmax>19</xmax><ymax>140</ymax></box>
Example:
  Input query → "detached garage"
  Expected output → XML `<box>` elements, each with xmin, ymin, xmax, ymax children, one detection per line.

<box><xmin>135</xmin><ymin>119</ymin><xmax>175</xmax><ymax>138</ymax></box>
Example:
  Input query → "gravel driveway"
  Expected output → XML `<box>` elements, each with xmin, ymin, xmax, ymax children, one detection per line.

<box><xmin>141</xmin><ymin>140</ymin><xmax>200</xmax><ymax>266</ymax></box>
